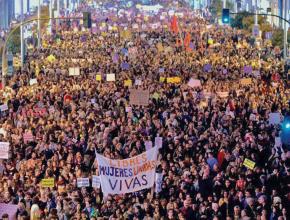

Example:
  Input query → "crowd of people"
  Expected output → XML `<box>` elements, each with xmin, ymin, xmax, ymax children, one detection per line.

<box><xmin>0</xmin><ymin>1</ymin><xmax>289</xmax><ymax>220</ymax></box>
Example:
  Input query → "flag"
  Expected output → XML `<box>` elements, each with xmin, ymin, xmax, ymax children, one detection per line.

<box><xmin>170</xmin><ymin>15</ymin><xmax>178</xmax><ymax>34</ymax></box>
<box><xmin>184</xmin><ymin>32</ymin><xmax>191</xmax><ymax>48</ymax></box>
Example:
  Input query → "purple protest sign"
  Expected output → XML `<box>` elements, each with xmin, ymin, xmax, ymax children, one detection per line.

<box><xmin>121</xmin><ymin>62</ymin><xmax>130</xmax><ymax>70</ymax></box>
<box><xmin>159</xmin><ymin>68</ymin><xmax>164</xmax><ymax>73</ymax></box>
<box><xmin>203</xmin><ymin>64</ymin><xmax>211</xmax><ymax>72</ymax></box>
<box><xmin>222</xmin><ymin>69</ymin><xmax>228</xmax><ymax>74</ymax></box>
<box><xmin>112</xmin><ymin>53</ymin><xmax>119</xmax><ymax>63</ymax></box>
<box><xmin>91</xmin><ymin>27</ymin><xmax>98</xmax><ymax>34</ymax></box>
<box><xmin>80</xmin><ymin>35</ymin><xmax>87</xmax><ymax>42</ymax></box>
<box><xmin>121</xmin><ymin>48</ymin><xmax>128</xmax><ymax>56</ymax></box>
<box><xmin>189</xmin><ymin>42</ymin><xmax>195</xmax><ymax>50</ymax></box>
<box><xmin>243</xmin><ymin>66</ymin><xmax>252</xmax><ymax>74</ymax></box>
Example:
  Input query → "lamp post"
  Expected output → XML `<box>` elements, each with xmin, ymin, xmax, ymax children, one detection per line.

<box><xmin>38</xmin><ymin>0</ymin><xmax>41</xmax><ymax>49</ymax></box>
<box><xmin>20</xmin><ymin>0</ymin><xmax>24</xmax><ymax>67</ymax></box>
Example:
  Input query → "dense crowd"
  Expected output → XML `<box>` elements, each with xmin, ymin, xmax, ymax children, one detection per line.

<box><xmin>0</xmin><ymin>2</ymin><xmax>289</xmax><ymax>220</ymax></box>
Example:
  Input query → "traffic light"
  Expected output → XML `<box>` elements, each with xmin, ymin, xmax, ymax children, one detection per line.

<box><xmin>281</xmin><ymin>116</ymin><xmax>290</xmax><ymax>147</ymax></box>
<box><xmin>83</xmin><ymin>12</ymin><xmax>92</xmax><ymax>28</ymax></box>
<box><xmin>222</xmin><ymin>8</ymin><xmax>230</xmax><ymax>24</ymax></box>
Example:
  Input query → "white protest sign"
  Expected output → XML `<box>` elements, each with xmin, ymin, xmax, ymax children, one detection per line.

<box><xmin>132</xmin><ymin>23</ymin><xmax>138</xmax><ymax>29</ymax></box>
<box><xmin>269</xmin><ymin>113</ymin><xmax>281</xmax><ymax>125</ymax></box>
<box><xmin>217</xmin><ymin>91</ymin><xmax>229</xmax><ymax>98</ymax></box>
<box><xmin>0</xmin><ymin>142</ymin><xmax>9</xmax><ymax>159</ymax></box>
<box><xmin>92</xmin><ymin>175</ymin><xmax>101</xmax><ymax>188</ymax></box>
<box><xmin>154</xmin><ymin>137</ymin><xmax>163</xmax><ymax>149</ymax></box>
<box><xmin>95</xmin><ymin>147</ymin><xmax>158</xmax><ymax>195</ymax></box>
<box><xmin>69</xmin><ymin>67</ymin><xmax>80</xmax><ymax>76</ymax></box>
<box><xmin>77</xmin><ymin>178</ymin><xmax>90</xmax><ymax>187</ymax></box>
<box><xmin>135</xmin><ymin>79</ymin><xmax>142</xmax><ymax>86</ymax></box>
<box><xmin>275</xmin><ymin>137</ymin><xmax>282</xmax><ymax>148</ymax></box>
<box><xmin>0</xmin><ymin>104</ymin><xmax>8</xmax><ymax>112</ymax></box>
<box><xmin>29</xmin><ymin>78</ymin><xmax>37</xmax><ymax>85</ymax></box>
<box><xmin>155</xmin><ymin>173</ymin><xmax>163</xmax><ymax>193</ymax></box>
<box><xmin>106</xmin><ymin>74</ymin><xmax>116</xmax><ymax>82</ymax></box>
<box><xmin>188</xmin><ymin>78</ymin><xmax>201</xmax><ymax>88</ymax></box>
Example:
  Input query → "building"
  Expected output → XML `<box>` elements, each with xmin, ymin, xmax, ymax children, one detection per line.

<box><xmin>0</xmin><ymin>0</ymin><xmax>15</xmax><ymax>29</ymax></box>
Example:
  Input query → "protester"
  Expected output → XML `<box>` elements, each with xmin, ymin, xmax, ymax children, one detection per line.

<box><xmin>0</xmin><ymin>1</ymin><xmax>289</xmax><ymax>220</ymax></box>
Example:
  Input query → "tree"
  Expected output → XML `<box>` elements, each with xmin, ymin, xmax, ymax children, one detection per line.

<box><xmin>231</xmin><ymin>11</ymin><xmax>251</xmax><ymax>29</ymax></box>
<box><xmin>209</xmin><ymin>0</ymin><xmax>234</xmax><ymax>19</ymax></box>
<box><xmin>271</xmin><ymin>29</ymin><xmax>290</xmax><ymax>48</ymax></box>
<box><xmin>7</xmin><ymin>27</ymin><xmax>21</xmax><ymax>55</ymax></box>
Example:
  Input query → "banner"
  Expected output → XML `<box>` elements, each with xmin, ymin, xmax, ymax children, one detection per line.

<box><xmin>96</xmin><ymin>147</ymin><xmax>158</xmax><ymax>195</ymax></box>
<box><xmin>0</xmin><ymin>142</ymin><xmax>9</xmax><ymax>159</ymax></box>
<box><xmin>0</xmin><ymin>203</ymin><xmax>18</xmax><ymax>220</ymax></box>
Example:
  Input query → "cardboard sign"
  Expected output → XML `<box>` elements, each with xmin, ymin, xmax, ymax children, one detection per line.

<box><xmin>269</xmin><ymin>112</ymin><xmax>281</xmax><ymax>125</ymax></box>
<box><xmin>243</xmin><ymin>158</ymin><xmax>256</xmax><ymax>170</ymax></box>
<box><xmin>188</xmin><ymin>78</ymin><xmax>201</xmax><ymax>88</ymax></box>
<box><xmin>154</xmin><ymin>137</ymin><xmax>163</xmax><ymax>149</ymax></box>
<box><xmin>40</xmin><ymin>178</ymin><xmax>55</xmax><ymax>187</ymax></box>
<box><xmin>152</xmin><ymin>92</ymin><xmax>160</xmax><ymax>100</ymax></box>
<box><xmin>243</xmin><ymin>66</ymin><xmax>252</xmax><ymax>74</ymax></box>
<box><xmin>240</xmin><ymin>78</ymin><xmax>252</xmax><ymax>85</ymax></box>
<box><xmin>30</xmin><ymin>78</ymin><xmax>37</xmax><ymax>85</ymax></box>
<box><xmin>106</xmin><ymin>74</ymin><xmax>116</xmax><ymax>82</ymax></box>
<box><xmin>129</xmin><ymin>89</ymin><xmax>150</xmax><ymax>106</ymax></box>
<box><xmin>23</xmin><ymin>132</ymin><xmax>34</xmax><ymax>143</ymax></box>
<box><xmin>217</xmin><ymin>91</ymin><xmax>229</xmax><ymax>98</ymax></box>
<box><xmin>0</xmin><ymin>142</ymin><xmax>9</xmax><ymax>159</ymax></box>
<box><xmin>121</xmin><ymin>62</ymin><xmax>130</xmax><ymax>70</ymax></box>
<box><xmin>124</xmin><ymin>79</ymin><xmax>132</xmax><ymax>87</ymax></box>
<box><xmin>0</xmin><ymin>203</ymin><xmax>18</xmax><ymax>220</ymax></box>
<box><xmin>203</xmin><ymin>64</ymin><xmax>211</xmax><ymax>72</ymax></box>
<box><xmin>0</xmin><ymin>104</ymin><xmax>8</xmax><ymax>112</ymax></box>
<box><xmin>96</xmin><ymin>74</ymin><xmax>102</xmax><ymax>81</ymax></box>
<box><xmin>134</xmin><ymin>79</ymin><xmax>142</xmax><ymax>86</ymax></box>
<box><xmin>92</xmin><ymin>175</ymin><xmax>101</xmax><ymax>188</ymax></box>
<box><xmin>155</xmin><ymin>173</ymin><xmax>163</xmax><ymax>193</ymax></box>
<box><xmin>69</xmin><ymin>67</ymin><xmax>80</xmax><ymax>76</ymax></box>
<box><xmin>167</xmin><ymin>77</ymin><xmax>181</xmax><ymax>84</ymax></box>
<box><xmin>77</xmin><ymin>178</ymin><xmax>90</xmax><ymax>187</ymax></box>
<box><xmin>159</xmin><ymin>68</ymin><xmax>164</xmax><ymax>73</ymax></box>
<box><xmin>159</xmin><ymin>77</ymin><xmax>166</xmax><ymax>83</ymax></box>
